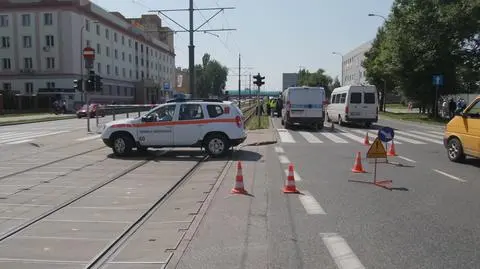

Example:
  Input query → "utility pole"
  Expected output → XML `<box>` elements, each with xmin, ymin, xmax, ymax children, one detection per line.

<box><xmin>249</xmin><ymin>72</ymin><xmax>252</xmax><ymax>98</ymax></box>
<box><xmin>150</xmin><ymin>5</ymin><xmax>236</xmax><ymax>98</ymax></box>
<box><xmin>238</xmin><ymin>54</ymin><xmax>241</xmax><ymax>108</ymax></box>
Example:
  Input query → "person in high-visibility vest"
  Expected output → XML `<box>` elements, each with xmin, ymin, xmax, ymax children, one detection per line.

<box><xmin>269</xmin><ymin>99</ymin><xmax>277</xmax><ymax>117</ymax></box>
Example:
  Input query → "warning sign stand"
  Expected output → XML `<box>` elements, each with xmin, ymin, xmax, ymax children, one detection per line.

<box><xmin>349</xmin><ymin>138</ymin><xmax>393</xmax><ymax>190</ymax></box>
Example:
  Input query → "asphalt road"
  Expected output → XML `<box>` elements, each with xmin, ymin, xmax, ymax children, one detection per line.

<box><xmin>268</xmin><ymin>117</ymin><xmax>480</xmax><ymax>268</ymax></box>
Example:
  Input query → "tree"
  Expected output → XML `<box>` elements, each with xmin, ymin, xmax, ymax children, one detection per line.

<box><xmin>194</xmin><ymin>53</ymin><xmax>228</xmax><ymax>98</ymax></box>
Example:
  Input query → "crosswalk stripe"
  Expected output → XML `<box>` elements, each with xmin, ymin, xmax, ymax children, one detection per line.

<box><xmin>345</xmin><ymin>130</ymin><xmax>403</xmax><ymax>144</ymax></box>
<box><xmin>409</xmin><ymin>130</ymin><xmax>443</xmax><ymax>139</ymax></box>
<box><xmin>388</xmin><ymin>134</ymin><xmax>425</xmax><ymax>144</ymax></box>
<box><xmin>76</xmin><ymin>135</ymin><xmax>101</xmax><ymax>142</ymax></box>
<box><xmin>298</xmin><ymin>131</ymin><xmax>323</xmax><ymax>143</ymax></box>
<box><xmin>0</xmin><ymin>131</ymin><xmax>69</xmax><ymax>144</ymax></box>
<box><xmin>277</xmin><ymin>129</ymin><xmax>295</xmax><ymax>143</ymax></box>
<box><xmin>6</xmin><ymin>139</ymin><xmax>34</xmax><ymax>145</ymax></box>
<box><xmin>319</xmin><ymin>132</ymin><xmax>348</xmax><ymax>143</ymax></box>
<box><xmin>0</xmin><ymin>132</ymin><xmax>33</xmax><ymax>140</ymax></box>
<box><xmin>427</xmin><ymin>130</ymin><xmax>444</xmax><ymax>136</ymax></box>
<box><xmin>395</xmin><ymin>131</ymin><xmax>443</xmax><ymax>144</ymax></box>
<box><xmin>338</xmin><ymin>132</ymin><xmax>367</xmax><ymax>144</ymax></box>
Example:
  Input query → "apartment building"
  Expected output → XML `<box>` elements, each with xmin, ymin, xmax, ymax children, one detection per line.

<box><xmin>0</xmin><ymin>0</ymin><xmax>175</xmax><ymax>111</ymax></box>
<box><xmin>342</xmin><ymin>40</ymin><xmax>372</xmax><ymax>86</ymax></box>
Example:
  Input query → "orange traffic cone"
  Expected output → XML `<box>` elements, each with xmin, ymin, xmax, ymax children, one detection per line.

<box><xmin>283</xmin><ymin>164</ymin><xmax>299</xmax><ymax>193</ymax></box>
<box><xmin>363</xmin><ymin>132</ymin><xmax>370</xmax><ymax>145</ymax></box>
<box><xmin>351</xmin><ymin>152</ymin><xmax>366</xmax><ymax>173</ymax></box>
<box><xmin>387</xmin><ymin>140</ymin><xmax>397</xmax><ymax>156</ymax></box>
<box><xmin>231</xmin><ymin>161</ymin><xmax>247</xmax><ymax>194</ymax></box>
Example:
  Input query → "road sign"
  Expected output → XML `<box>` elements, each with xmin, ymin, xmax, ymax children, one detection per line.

<box><xmin>83</xmin><ymin>47</ymin><xmax>95</xmax><ymax>59</ymax></box>
<box><xmin>378</xmin><ymin>127</ymin><xmax>394</xmax><ymax>143</ymax></box>
<box><xmin>163</xmin><ymin>82</ymin><xmax>170</xmax><ymax>90</ymax></box>
<box><xmin>366</xmin><ymin>138</ymin><xmax>387</xmax><ymax>159</ymax></box>
<box><xmin>432</xmin><ymin>75</ymin><xmax>443</xmax><ymax>86</ymax></box>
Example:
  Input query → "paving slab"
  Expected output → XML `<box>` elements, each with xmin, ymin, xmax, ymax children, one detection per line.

<box><xmin>44</xmin><ymin>207</ymin><xmax>144</xmax><ymax>222</ymax></box>
<box><xmin>0</xmin><ymin>237</ymin><xmax>109</xmax><ymax>261</ymax></box>
<box><xmin>69</xmin><ymin>195</ymin><xmax>158</xmax><ymax>209</ymax></box>
<box><xmin>16</xmin><ymin>220</ymin><xmax>127</xmax><ymax>239</ymax></box>
<box><xmin>0</xmin><ymin>261</ymin><xmax>86</xmax><ymax>269</ymax></box>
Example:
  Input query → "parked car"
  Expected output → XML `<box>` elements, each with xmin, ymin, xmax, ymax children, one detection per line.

<box><xmin>76</xmin><ymin>104</ymin><xmax>105</xmax><ymax>118</ymax></box>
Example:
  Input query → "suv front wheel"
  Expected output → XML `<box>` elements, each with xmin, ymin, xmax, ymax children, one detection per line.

<box><xmin>204</xmin><ymin>134</ymin><xmax>230</xmax><ymax>157</ymax></box>
<box><xmin>112</xmin><ymin>134</ymin><xmax>134</xmax><ymax>157</ymax></box>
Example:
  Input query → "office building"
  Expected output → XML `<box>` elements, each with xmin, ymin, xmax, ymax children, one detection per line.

<box><xmin>0</xmin><ymin>0</ymin><xmax>175</xmax><ymax>111</ymax></box>
<box><xmin>282</xmin><ymin>73</ymin><xmax>298</xmax><ymax>90</ymax></box>
<box><xmin>342</xmin><ymin>40</ymin><xmax>372</xmax><ymax>86</ymax></box>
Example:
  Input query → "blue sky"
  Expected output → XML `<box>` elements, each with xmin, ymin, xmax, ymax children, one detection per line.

<box><xmin>93</xmin><ymin>0</ymin><xmax>393</xmax><ymax>91</ymax></box>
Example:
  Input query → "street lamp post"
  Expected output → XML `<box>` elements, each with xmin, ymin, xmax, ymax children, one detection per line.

<box><xmin>368</xmin><ymin>13</ymin><xmax>387</xmax><ymax>111</ymax></box>
<box><xmin>332</xmin><ymin>52</ymin><xmax>343</xmax><ymax>86</ymax></box>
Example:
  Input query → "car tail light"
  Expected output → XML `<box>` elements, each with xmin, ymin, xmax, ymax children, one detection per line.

<box><xmin>235</xmin><ymin>115</ymin><xmax>242</xmax><ymax>128</ymax></box>
<box><xmin>323</xmin><ymin>100</ymin><xmax>330</xmax><ymax>105</ymax></box>
<box><xmin>345</xmin><ymin>106</ymin><xmax>349</xmax><ymax>114</ymax></box>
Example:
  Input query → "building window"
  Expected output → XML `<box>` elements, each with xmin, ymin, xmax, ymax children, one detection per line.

<box><xmin>122</xmin><ymin>52</ymin><xmax>125</xmax><ymax>61</ymax></box>
<box><xmin>121</xmin><ymin>35</ymin><xmax>125</xmax><ymax>45</ymax></box>
<box><xmin>96</xmin><ymin>43</ymin><xmax>101</xmax><ymax>54</ymax></box>
<box><xmin>46</xmin><ymin>57</ymin><xmax>55</xmax><ymax>69</ymax></box>
<box><xmin>46</xmin><ymin>82</ymin><xmax>55</xmax><ymax>88</ymax></box>
<box><xmin>25</xmin><ymin>82</ymin><xmax>33</xmax><ymax>94</ymax></box>
<box><xmin>96</xmin><ymin>24</ymin><xmax>100</xmax><ymax>35</ymax></box>
<box><xmin>117</xmin><ymin>86</ymin><xmax>120</xmax><ymax>96</ymax></box>
<box><xmin>2</xmin><ymin>58</ymin><xmax>11</xmax><ymax>69</ymax></box>
<box><xmin>124</xmin><ymin>87</ymin><xmax>127</xmax><ymax>96</ymax></box>
<box><xmin>23</xmin><ymin>57</ymin><xmax>33</xmax><ymax>69</ymax></box>
<box><xmin>106</xmin><ymin>46</ymin><xmax>110</xmax><ymax>57</ymax></box>
<box><xmin>45</xmin><ymin>35</ymin><xmax>54</xmax><ymax>47</ymax></box>
<box><xmin>128</xmin><ymin>54</ymin><xmax>132</xmax><ymax>63</ymax></box>
<box><xmin>21</xmin><ymin>14</ymin><xmax>30</xmax><ymax>26</ymax></box>
<box><xmin>115</xmin><ymin>66</ymin><xmax>118</xmax><ymax>76</ymax></box>
<box><xmin>129</xmin><ymin>70</ymin><xmax>132</xmax><ymax>78</ymax></box>
<box><xmin>122</xmin><ymin>68</ymin><xmax>126</xmax><ymax>77</ymax></box>
<box><xmin>97</xmin><ymin>62</ymin><xmax>101</xmax><ymax>73</ymax></box>
<box><xmin>86</xmin><ymin>40</ymin><xmax>91</xmax><ymax>47</ymax></box>
<box><xmin>113</xmin><ymin>32</ymin><xmax>117</xmax><ymax>42</ymax></box>
<box><xmin>128</xmin><ymin>39</ymin><xmax>132</xmax><ymax>47</ymax></box>
<box><xmin>114</xmin><ymin>49</ymin><xmax>118</xmax><ymax>59</ymax></box>
<box><xmin>0</xmin><ymin>15</ymin><xmax>8</xmax><ymax>27</ymax></box>
<box><xmin>1</xmin><ymin>36</ymin><xmax>10</xmax><ymax>48</ymax></box>
<box><xmin>105</xmin><ymin>29</ymin><xmax>109</xmax><ymax>39</ymax></box>
<box><xmin>3</xmin><ymin>83</ymin><xmax>11</xmax><ymax>91</ymax></box>
<box><xmin>44</xmin><ymin>13</ymin><xmax>53</xmax><ymax>25</ymax></box>
<box><xmin>23</xmin><ymin>36</ymin><xmax>31</xmax><ymax>48</ymax></box>
<box><xmin>85</xmin><ymin>19</ymin><xmax>90</xmax><ymax>31</ymax></box>
<box><xmin>106</xmin><ymin>64</ymin><xmax>110</xmax><ymax>75</ymax></box>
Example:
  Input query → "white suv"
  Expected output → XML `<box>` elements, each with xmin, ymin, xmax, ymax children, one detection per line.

<box><xmin>100</xmin><ymin>99</ymin><xmax>247</xmax><ymax>157</ymax></box>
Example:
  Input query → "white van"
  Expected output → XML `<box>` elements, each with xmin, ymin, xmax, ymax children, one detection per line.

<box><xmin>326</xmin><ymin>85</ymin><xmax>378</xmax><ymax>127</ymax></box>
<box><xmin>281</xmin><ymin>86</ymin><xmax>327</xmax><ymax>130</ymax></box>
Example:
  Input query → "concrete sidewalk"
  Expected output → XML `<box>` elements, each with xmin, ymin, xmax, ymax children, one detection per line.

<box><xmin>167</xmin><ymin>144</ymin><xmax>269</xmax><ymax>269</ymax></box>
<box><xmin>0</xmin><ymin>113</ymin><xmax>75</xmax><ymax>125</ymax></box>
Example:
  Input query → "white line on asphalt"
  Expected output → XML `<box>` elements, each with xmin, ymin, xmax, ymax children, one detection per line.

<box><xmin>0</xmin><ymin>131</ymin><xmax>70</xmax><ymax>144</ymax></box>
<box><xmin>395</xmin><ymin>131</ymin><xmax>443</xmax><ymax>144</ymax></box>
<box><xmin>76</xmin><ymin>134</ymin><xmax>101</xmax><ymax>141</ymax></box>
<box><xmin>319</xmin><ymin>132</ymin><xmax>348</xmax><ymax>143</ymax></box>
<box><xmin>433</xmin><ymin>169</ymin><xmax>467</xmax><ymax>183</ymax></box>
<box><xmin>285</xmin><ymin>169</ymin><xmax>302</xmax><ymax>181</ymax></box>
<box><xmin>388</xmin><ymin>135</ymin><xmax>425</xmax><ymax>144</ymax></box>
<box><xmin>427</xmin><ymin>130</ymin><xmax>444</xmax><ymax>136</ymax></box>
<box><xmin>322</xmin><ymin>233</ymin><xmax>365</xmax><ymax>269</ymax></box>
<box><xmin>5</xmin><ymin>139</ymin><xmax>34</xmax><ymax>145</ymax></box>
<box><xmin>298</xmin><ymin>190</ymin><xmax>325</xmax><ymax>215</ymax></box>
<box><xmin>409</xmin><ymin>130</ymin><xmax>443</xmax><ymax>139</ymax></box>
<box><xmin>278</xmin><ymin>155</ymin><xmax>290</xmax><ymax>164</ymax></box>
<box><xmin>298</xmin><ymin>131</ymin><xmax>323</xmax><ymax>143</ymax></box>
<box><xmin>277</xmin><ymin>129</ymin><xmax>295</xmax><ymax>143</ymax></box>
<box><xmin>337</xmin><ymin>131</ymin><xmax>365</xmax><ymax>144</ymax></box>
<box><xmin>274</xmin><ymin>146</ymin><xmax>284</xmax><ymax>153</ymax></box>
<box><xmin>397</xmin><ymin>156</ymin><xmax>416</xmax><ymax>163</ymax></box>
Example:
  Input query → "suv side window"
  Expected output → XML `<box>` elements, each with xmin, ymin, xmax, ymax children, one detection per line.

<box><xmin>466</xmin><ymin>100</ymin><xmax>480</xmax><ymax>117</ymax></box>
<box><xmin>149</xmin><ymin>104</ymin><xmax>175</xmax><ymax>121</ymax></box>
<box><xmin>207</xmin><ymin>104</ymin><xmax>224</xmax><ymax>118</ymax></box>
<box><xmin>179</xmin><ymin>104</ymin><xmax>204</xmax><ymax>120</ymax></box>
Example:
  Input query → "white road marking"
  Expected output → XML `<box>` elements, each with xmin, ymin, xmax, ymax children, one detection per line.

<box><xmin>6</xmin><ymin>139</ymin><xmax>34</xmax><ymax>145</ymax></box>
<box><xmin>319</xmin><ymin>132</ymin><xmax>348</xmax><ymax>143</ymax></box>
<box><xmin>427</xmin><ymin>130</ymin><xmax>444</xmax><ymax>136</ymax></box>
<box><xmin>298</xmin><ymin>131</ymin><xmax>323</xmax><ymax>143</ymax></box>
<box><xmin>397</xmin><ymin>156</ymin><xmax>416</xmax><ymax>163</ymax></box>
<box><xmin>409</xmin><ymin>130</ymin><xmax>443</xmax><ymax>139</ymax></box>
<box><xmin>322</xmin><ymin>233</ymin><xmax>365</xmax><ymax>269</ymax></box>
<box><xmin>388</xmin><ymin>135</ymin><xmax>426</xmax><ymax>144</ymax></box>
<box><xmin>277</xmin><ymin>129</ymin><xmax>295</xmax><ymax>143</ymax></box>
<box><xmin>298</xmin><ymin>191</ymin><xmax>325</xmax><ymax>215</ymax></box>
<box><xmin>433</xmin><ymin>169</ymin><xmax>466</xmax><ymax>183</ymax></box>
<box><xmin>278</xmin><ymin>155</ymin><xmax>290</xmax><ymax>164</ymax></box>
<box><xmin>76</xmin><ymin>134</ymin><xmax>101</xmax><ymax>141</ymax></box>
<box><xmin>274</xmin><ymin>146</ymin><xmax>284</xmax><ymax>153</ymax></box>
<box><xmin>338</xmin><ymin>131</ymin><xmax>365</xmax><ymax>144</ymax></box>
<box><xmin>0</xmin><ymin>131</ymin><xmax>69</xmax><ymax>144</ymax></box>
<box><xmin>285</xmin><ymin>169</ymin><xmax>302</xmax><ymax>181</ymax></box>
<box><xmin>395</xmin><ymin>131</ymin><xmax>443</xmax><ymax>144</ymax></box>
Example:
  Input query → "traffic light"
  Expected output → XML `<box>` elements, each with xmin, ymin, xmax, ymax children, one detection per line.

<box><xmin>87</xmin><ymin>70</ymin><xmax>95</xmax><ymax>92</ymax></box>
<box><xmin>253</xmin><ymin>73</ymin><xmax>265</xmax><ymax>87</ymax></box>
<box><xmin>73</xmin><ymin>79</ymin><xmax>83</xmax><ymax>92</ymax></box>
<box><xmin>95</xmin><ymin>75</ymin><xmax>103</xmax><ymax>92</ymax></box>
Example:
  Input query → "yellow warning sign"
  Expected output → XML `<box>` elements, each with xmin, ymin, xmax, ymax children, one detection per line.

<box><xmin>366</xmin><ymin>138</ymin><xmax>387</xmax><ymax>159</ymax></box>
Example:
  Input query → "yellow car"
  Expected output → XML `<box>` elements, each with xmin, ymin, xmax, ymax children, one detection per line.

<box><xmin>444</xmin><ymin>96</ymin><xmax>480</xmax><ymax>162</ymax></box>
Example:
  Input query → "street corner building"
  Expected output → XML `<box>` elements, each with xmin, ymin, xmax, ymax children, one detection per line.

<box><xmin>0</xmin><ymin>0</ymin><xmax>177</xmax><ymax>112</ymax></box>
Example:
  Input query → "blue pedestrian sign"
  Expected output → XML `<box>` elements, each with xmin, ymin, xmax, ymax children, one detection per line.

<box><xmin>163</xmin><ymin>82</ymin><xmax>170</xmax><ymax>90</ymax></box>
<box><xmin>432</xmin><ymin>75</ymin><xmax>443</xmax><ymax>86</ymax></box>
<box><xmin>378</xmin><ymin>127</ymin><xmax>395</xmax><ymax>143</ymax></box>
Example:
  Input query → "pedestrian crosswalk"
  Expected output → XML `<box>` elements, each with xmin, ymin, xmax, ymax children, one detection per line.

<box><xmin>276</xmin><ymin>127</ymin><xmax>444</xmax><ymax>146</ymax></box>
<box><xmin>0</xmin><ymin>130</ymin><xmax>70</xmax><ymax>145</ymax></box>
